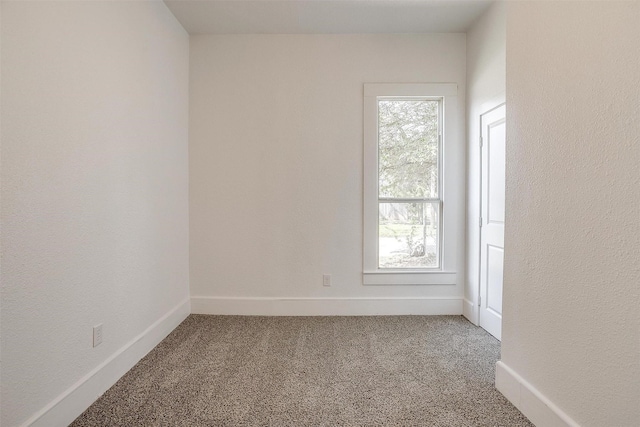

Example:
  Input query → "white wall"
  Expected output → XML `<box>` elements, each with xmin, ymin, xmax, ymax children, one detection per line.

<box><xmin>464</xmin><ymin>1</ymin><xmax>505</xmax><ymax>324</ymax></box>
<box><xmin>500</xmin><ymin>1</ymin><xmax>640</xmax><ymax>426</ymax></box>
<box><xmin>0</xmin><ymin>2</ymin><xmax>3</xmax><ymax>423</ymax></box>
<box><xmin>190</xmin><ymin>34</ymin><xmax>467</xmax><ymax>314</ymax></box>
<box><xmin>0</xmin><ymin>2</ymin><xmax>190</xmax><ymax>426</ymax></box>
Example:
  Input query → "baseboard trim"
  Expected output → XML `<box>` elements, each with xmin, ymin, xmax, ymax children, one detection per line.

<box><xmin>462</xmin><ymin>298</ymin><xmax>478</xmax><ymax>325</ymax></box>
<box><xmin>191</xmin><ymin>296</ymin><xmax>463</xmax><ymax>316</ymax></box>
<box><xmin>23</xmin><ymin>297</ymin><xmax>191</xmax><ymax>427</ymax></box>
<box><xmin>496</xmin><ymin>361</ymin><xmax>580</xmax><ymax>427</ymax></box>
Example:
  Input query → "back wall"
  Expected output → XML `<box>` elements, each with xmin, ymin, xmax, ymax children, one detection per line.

<box><xmin>189</xmin><ymin>34</ymin><xmax>467</xmax><ymax>314</ymax></box>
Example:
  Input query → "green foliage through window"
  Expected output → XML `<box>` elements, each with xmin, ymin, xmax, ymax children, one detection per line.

<box><xmin>378</xmin><ymin>100</ymin><xmax>439</xmax><ymax>199</ymax></box>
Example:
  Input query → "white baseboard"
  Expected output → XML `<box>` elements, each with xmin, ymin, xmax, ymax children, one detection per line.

<box><xmin>496</xmin><ymin>361</ymin><xmax>580</xmax><ymax>427</ymax></box>
<box><xmin>191</xmin><ymin>296</ymin><xmax>463</xmax><ymax>316</ymax></box>
<box><xmin>462</xmin><ymin>298</ymin><xmax>478</xmax><ymax>325</ymax></box>
<box><xmin>24</xmin><ymin>297</ymin><xmax>191</xmax><ymax>427</ymax></box>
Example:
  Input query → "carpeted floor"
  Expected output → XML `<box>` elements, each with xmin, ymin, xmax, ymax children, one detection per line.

<box><xmin>71</xmin><ymin>315</ymin><xmax>532</xmax><ymax>426</ymax></box>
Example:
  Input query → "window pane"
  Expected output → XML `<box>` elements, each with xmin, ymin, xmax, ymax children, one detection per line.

<box><xmin>378</xmin><ymin>202</ymin><xmax>439</xmax><ymax>269</ymax></box>
<box><xmin>378</xmin><ymin>100</ymin><xmax>439</xmax><ymax>199</ymax></box>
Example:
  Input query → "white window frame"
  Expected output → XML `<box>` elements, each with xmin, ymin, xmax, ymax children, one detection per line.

<box><xmin>363</xmin><ymin>83</ymin><xmax>459</xmax><ymax>286</ymax></box>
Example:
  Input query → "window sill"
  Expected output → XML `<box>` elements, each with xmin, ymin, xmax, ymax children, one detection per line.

<box><xmin>363</xmin><ymin>271</ymin><xmax>456</xmax><ymax>286</ymax></box>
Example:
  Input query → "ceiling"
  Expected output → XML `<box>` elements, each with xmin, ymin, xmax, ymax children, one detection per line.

<box><xmin>163</xmin><ymin>0</ymin><xmax>493</xmax><ymax>34</ymax></box>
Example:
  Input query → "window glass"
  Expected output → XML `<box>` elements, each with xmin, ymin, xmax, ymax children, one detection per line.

<box><xmin>378</xmin><ymin>100</ymin><xmax>439</xmax><ymax>199</ymax></box>
<box><xmin>378</xmin><ymin>202</ymin><xmax>439</xmax><ymax>269</ymax></box>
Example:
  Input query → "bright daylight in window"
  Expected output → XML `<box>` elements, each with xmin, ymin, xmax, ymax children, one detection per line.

<box><xmin>377</xmin><ymin>98</ymin><xmax>441</xmax><ymax>269</ymax></box>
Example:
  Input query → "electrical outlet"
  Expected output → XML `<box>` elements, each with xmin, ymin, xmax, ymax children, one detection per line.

<box><xmin>323</xmin><ymin>274</ymin><xmax>331</xmax><ymax>287</ymax></box>
<box><xmin>93</xmin><ymin>324</ymin><xmax>103</xmax><ymax>348</ymax></box>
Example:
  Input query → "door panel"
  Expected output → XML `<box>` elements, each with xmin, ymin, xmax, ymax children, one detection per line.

<box><xmin>486</xmin><ymin>245</ymin><xmax>504</xmax><ymax>315</ymax></box>
<box><xmin>487</xmin><ymin>121</ymin><xmax>506</xmax><ymax>224</ymax></box>
<box><xmin>480</xmin><ymin>104</ymin><xmax>506</xmax><ymax>340</ymax></box>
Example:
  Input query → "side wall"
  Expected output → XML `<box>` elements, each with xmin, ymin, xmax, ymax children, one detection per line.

<box><xmin>500</xmin><ymin>2</ymin><xmax>640</xmax><ymax>426</ymax></box>
<box><xmin>464</xmin><ymin>1</ymin><xmax>505</xmax><ymax>324</ymax></box>
<box><xmin>0</xmin><ymin>2</ymin><xmax>190</xmax><ymax>425</ymax></box>
<box><xmin>189</xmin><ymin>34</ymin><xmax>467</xmax><ymax>315</ymax></box>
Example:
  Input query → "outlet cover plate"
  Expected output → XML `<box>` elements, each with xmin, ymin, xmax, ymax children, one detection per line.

<box><xmin>93</xmin><ymin>324</ymin><xmax>103</xmax><ymax>347</ymax></box>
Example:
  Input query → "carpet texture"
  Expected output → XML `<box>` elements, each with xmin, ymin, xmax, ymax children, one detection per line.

<box><xmin>71</xmin><ymin>315</ymin><xmax>532</xmax><ymax>426</ymax></box>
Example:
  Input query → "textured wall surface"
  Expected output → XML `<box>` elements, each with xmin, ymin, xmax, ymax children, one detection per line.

<box><xmin>189</xmin><ymin>34</ymin><xmax>466</xmax><ymax>301</ymax></box>
<box><xmin>503</xmin><ymin>1</ymin><xmax>640</xmax><ymax>426</ymax></box>
<box><xmin>465</xmin><ymin>1</ymin><xmax>505</xmax><ymax>321</ymax></box>
<box><xmin>0</xmin><ymin>2</ymin><xmax>189</xmax><ymax>425</ymax></box>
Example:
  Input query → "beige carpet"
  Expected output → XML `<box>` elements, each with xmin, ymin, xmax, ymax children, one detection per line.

<box><xmin>71</xmin><ymin>315</ymin><xmax>532</xmax><ymax>426</ymax></box>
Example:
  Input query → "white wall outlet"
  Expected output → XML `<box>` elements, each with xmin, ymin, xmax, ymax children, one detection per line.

<box><xmin>93</xmin><ymin>324</ymin><xmax>103</xmax><ymax>348</ymax></box>
<box><xmin>323</xmin><ymin>274</ymin><xmax>331</xmax><ymax>287</ymax></box>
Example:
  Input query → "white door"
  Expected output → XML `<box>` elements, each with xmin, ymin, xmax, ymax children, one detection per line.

<box><xmin>479</xmin><ymin>104</ymin><xmax>506</xmax><ymax>340</ymax></box>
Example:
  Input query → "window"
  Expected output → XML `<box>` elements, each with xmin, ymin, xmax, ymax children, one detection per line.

<box><xmin>363</xmin><ymin>84</ymin><xmax>458</xmax><ymax>286</ymax></box>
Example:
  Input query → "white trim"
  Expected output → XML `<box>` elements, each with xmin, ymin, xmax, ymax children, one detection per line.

<box><xmin>191</xmin><ymin>296</ymin><xmax>463</xmax><ymax>316</ymax></box>
<box><xmin>478</xmin><ymin>93</ymin><xmax>506</xmax><ymax>119</ymax></box>
<box><xmin>462</xmin><ymin>298</ymin><xmax>478</xmax><ymax>325</ymax></box>
<box><xmin>364</xmin><ymin>83</ymin><xmax>458</xmax><ymax>97</ymax></box>
<box><xmin>23</xmin><ymin>298</ymin><xmax>191</xmax><ymax>427</ymax></box>
<box><xmin>363</xmin><ymin>271</ymin><xmax>456</xmax><ymax>285</ymax></box>
<box><xmin>496</xmin><ymin>361</ymin><xmax>581</xmax><ymax>427</ymax></box>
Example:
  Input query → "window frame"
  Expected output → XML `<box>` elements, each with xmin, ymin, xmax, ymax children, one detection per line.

<box><xmin>363</xmin><ymin>83</ymin><xmax>458</xmax><ymax>286</ymax></box>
